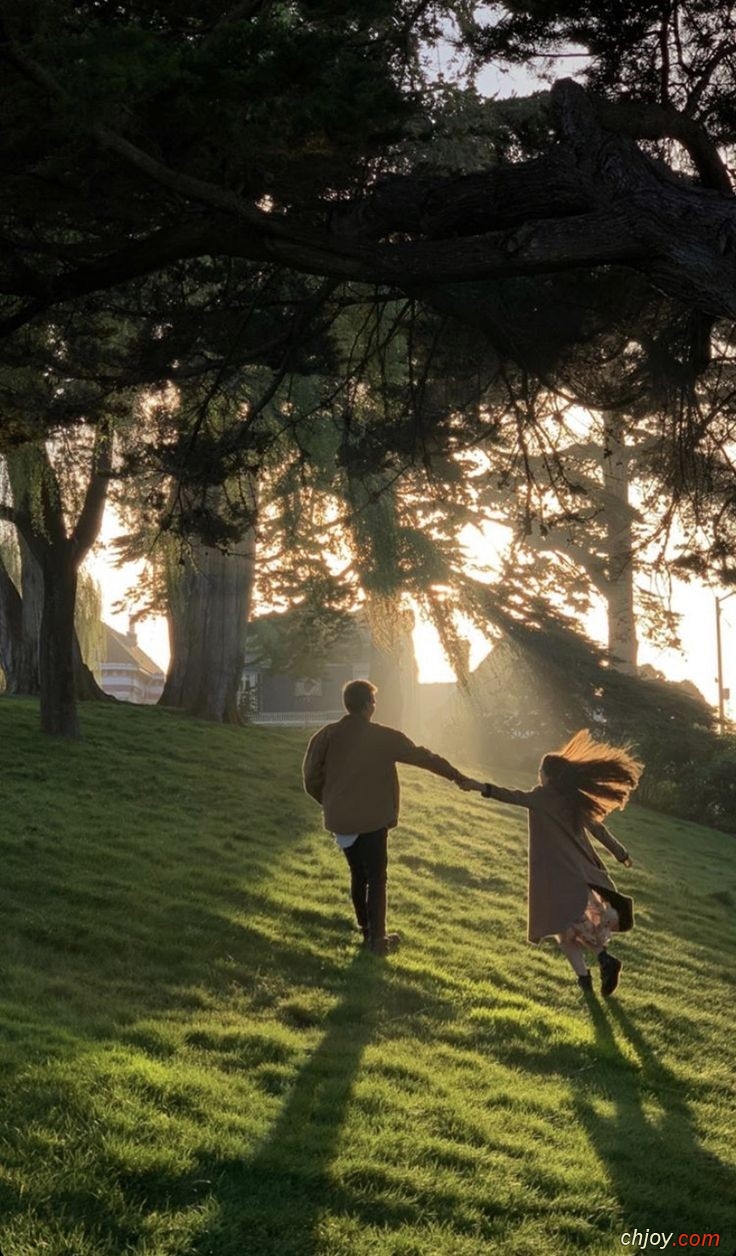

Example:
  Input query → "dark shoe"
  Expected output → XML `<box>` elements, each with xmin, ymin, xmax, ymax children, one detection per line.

<box><xmin>598</xmin><ymin>950</ymin><xmax>622</xmax><ymax>997</ymax></box>
<box><xmin>577</xmin><ymin>971</ymin><xmax>593</xmax><ymax>992</ymax></box>
<box><xmin>369</xmin><ymin>932</ymin><xmax>401</xmax><ymax>956</ymax></box>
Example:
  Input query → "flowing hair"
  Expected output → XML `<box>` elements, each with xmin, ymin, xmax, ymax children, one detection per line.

<box><xmin>540</xmin><ymin>729</ymin><xmax>643</xmax><ymax>825</ymax></box>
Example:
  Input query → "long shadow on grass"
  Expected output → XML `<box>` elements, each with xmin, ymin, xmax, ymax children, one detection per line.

<box><xmin>480</xmin><ymin>994</ymin><xmax>736</xmax><ymax>1244</ymax></box>
<box><xmin>0</xmin><ymin>926</ymin><xmax>357</xmax><ymax>1256</ymax></box>
<box><xmin>187</xmin><ymin>951</ymin><xmax>406</xmax><ymax>1256</ymax></box>
<box><xmin>182</xmin><ymin>955</ymin><xmax>470</xmax><ymax>1256</ymax></box>
<box><xmin>575</xmin><ymin>997</ymin><xmax>736</xmax><ymax>1237</ymax></box>
<box><xmin>0</xmin><ymin>824</ymin><xmax>359</xmax><ymax>1252</ymax></box>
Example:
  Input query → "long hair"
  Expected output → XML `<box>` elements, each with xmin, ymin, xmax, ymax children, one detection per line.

<box><xmin>540</xmin><ymin>729</ymin><xmax>643</xmax><ymax>825</ymax></box>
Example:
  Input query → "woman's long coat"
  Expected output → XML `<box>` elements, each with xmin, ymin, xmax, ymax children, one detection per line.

<box><xmin>482</xmin><ymin>782</ymin><xmax>633</xmax><ymax>943</ymax></box>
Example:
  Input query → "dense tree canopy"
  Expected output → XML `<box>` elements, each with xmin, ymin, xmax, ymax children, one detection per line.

<box><xmin>1</xmin><ymin>2</ymin><xmax>735</xmax><ymax>337</ymax></box>
<box><xmin>3</xmin><ymin>1</ymin><xmax>736</xmax><ymax>539</ymax></box>
<box><xmin>4</xmin><ymin>1</ymin><xmax>736</xmax><ymax>735</ymax></box>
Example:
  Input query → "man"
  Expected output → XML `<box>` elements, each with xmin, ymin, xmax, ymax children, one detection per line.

<box><xmin>302</xmin><ymin>679</ymin><xmax>462</xmax><ymax>955</ymax></box>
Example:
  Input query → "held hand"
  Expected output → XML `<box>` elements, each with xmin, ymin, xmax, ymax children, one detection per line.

<box><xmin>456</xmin><ymin>775</ymin><xmax>484</xmax><ymax>792</ymax></box>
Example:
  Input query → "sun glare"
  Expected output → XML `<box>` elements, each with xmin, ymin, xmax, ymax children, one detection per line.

<box><xmin>88</xmin><ymin>500</ymin><xmax>730</xmax><ymax>714</ymax></box>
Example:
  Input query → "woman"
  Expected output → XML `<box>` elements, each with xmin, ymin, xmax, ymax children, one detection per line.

<box><xmin>459</xmin><ymin>730</ymin><xmax>642</xmax><ymax>995</ymax></box>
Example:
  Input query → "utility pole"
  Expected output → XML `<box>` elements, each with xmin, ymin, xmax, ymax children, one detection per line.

<box><xmin>715</xmin><ymin>591</ymin><xmax>736</xmax><ymax>733</ymax></box>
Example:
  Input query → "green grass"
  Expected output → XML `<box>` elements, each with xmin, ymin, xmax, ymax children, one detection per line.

<box><xmin>0</xmin><ymin>698</ymin><xmax>734</xmax><ymax>1256</ymax></box>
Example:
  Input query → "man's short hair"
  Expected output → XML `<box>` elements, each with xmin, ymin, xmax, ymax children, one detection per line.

<box><xmin>342</xmin><ymin>679</ymin><xmax>377</xmax><ymax>713</ymax></box>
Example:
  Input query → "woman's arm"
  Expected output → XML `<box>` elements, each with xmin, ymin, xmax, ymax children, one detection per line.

<box><xmin>457</xmin><ymin>778</ymin><xmax>544</xmax><ymax>810</ymax></box>
<box><xmin>588</xmin><ymin>820</ymin><xmax>632</xmax><ymax>865</ymax></box>
<box><xmin>483</xmin><ymin>783</ymin><xmax>545</xmax><ymax>809</ymax></box>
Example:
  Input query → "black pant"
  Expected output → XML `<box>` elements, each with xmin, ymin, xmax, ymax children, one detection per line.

<box><xmin>342</xmin><ymin>828</ymin><xmax>388</xmax><ymax>941</ymax></box>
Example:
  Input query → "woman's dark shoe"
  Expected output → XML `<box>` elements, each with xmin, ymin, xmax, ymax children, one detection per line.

<box><xmin>598</xmin><ymin>950</ymin><xmax>622</xmax><ymax>997</ymax></box>
<box><xmin>577</xmin><ymin>970</ymin><xmax>593</xmax><ymax>992</ymax></box>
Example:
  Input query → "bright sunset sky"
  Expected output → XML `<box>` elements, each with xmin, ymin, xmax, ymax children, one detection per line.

<box><xmin>88</xmin><ymin>504</ymin><xmax>733</xmax><ymax>719</ymax></box>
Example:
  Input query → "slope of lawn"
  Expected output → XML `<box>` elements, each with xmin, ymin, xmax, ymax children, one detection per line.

<box><xmin>0</xmin><ymin>698</ymin><xmax>734</xmax><ymax>1256</ymax></box>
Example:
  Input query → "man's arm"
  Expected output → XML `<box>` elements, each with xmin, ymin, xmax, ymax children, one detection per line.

<box><xmin>392</xmin><ymin>731</ymin><xmax>460</xmax><ymax>782</ymax></box>
<box><xmin>302</xmin><ymin>729</ymin><xmax>328</xmax><ymax>804</ymax></box>
<box><xmin>587</xmin><ymin>819</ymin><xmax>632</xmax><ymax>864</ymax></box>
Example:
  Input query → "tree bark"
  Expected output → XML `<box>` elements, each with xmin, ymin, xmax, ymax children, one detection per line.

<box><xmin>160</xmin><ymin>525</ymin><xmax>257</xmax><ymax>722</ymax></box>
<box><xmin>365</xmin><ymin>598</ymin><xmax>418</xmax><ymax>731</ymax></box>
<box><xmin>0</xmin><ymin>530</ymin><xmax>106</xmax><ymax>701</ymax></box>
<box><xmin>0</xmin><ymin>554</ymin><xmax>24</xmax><ymax>691</ymax></box>
<box><xmin>369</xmin><ymin>640</ymin><xmax>404</xmax><ymax>728</ymax></box>
<box><xmin>603</xmin><ymin>417</ymin><xmax>637</xmax><ymax>673</ymax></box>
<box><xmin>0</xmin><ymin>539</ymin><xmax>42</xmax><ymax>693</ymax></box>
<box><xmin>73</xmin><ymin>632</ymin><xmax>113</xmax><ymax>701</ymax></box>
<box><xmin>18</xmin><ymin>534</ymin><xmax>43</xmax><ymax>692</ymax></box>
<box><xmin>37</xmin><ymin>549</ymin><xmax>79</xmax><ymax>737</ymax></box>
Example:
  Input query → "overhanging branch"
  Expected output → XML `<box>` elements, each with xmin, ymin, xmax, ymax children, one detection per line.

<box><xmin>2</xmin><ymin>62</ymin><xmax>736</xmax><ymax>332</ymax></box>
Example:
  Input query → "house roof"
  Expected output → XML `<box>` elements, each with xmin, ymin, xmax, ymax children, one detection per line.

<box><xmin>102</xmin><ymin>624</ymin><xmax>164</xmax><ymax>677</ymax></box>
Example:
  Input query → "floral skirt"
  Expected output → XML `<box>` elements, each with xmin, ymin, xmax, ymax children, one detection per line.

<box><xmin>556</xmin><ymin>889</ymin><xmax>620</xmax><ymax>951</ymax></box>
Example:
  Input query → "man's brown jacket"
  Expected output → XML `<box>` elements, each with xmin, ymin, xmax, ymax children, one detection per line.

<box><xmin>302</xmin><ymin>713</ymin><xmax>458</xmax><ymax>833</ymax></box>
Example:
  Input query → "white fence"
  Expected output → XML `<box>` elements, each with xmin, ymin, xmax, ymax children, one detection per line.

<box><xmin>251</xmin><ymin>710</ymin><xmax>343</xmax><ymax>727</ymax></box>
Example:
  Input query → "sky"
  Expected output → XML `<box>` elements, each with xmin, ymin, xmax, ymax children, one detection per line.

<box><xmin>411</xmin><ymin>563</ymin><xmax>733</xmax><ymax>710</ymax></box>
<box><xmin>88</xmin><ymin>504</ymin><xmax>735</xmax><ymax>720</ymax></box>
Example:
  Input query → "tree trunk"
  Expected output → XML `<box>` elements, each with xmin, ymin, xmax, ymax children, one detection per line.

<box><xmin>38</xmin><ymin>549</ymin><xmax>80</xmax><ymax>737</ymax></box>
<box><xmin>603</xmin><ymin>416</ymin><xmax>637</xmax><ymax>673</ymax></box>
<box><xmin>0</xmin><ymin>555</ymin><xmax>23</xmax><ymax>690</ymax></box>
<box><xmin>73</xmin><ymin>632</ymin><xmax>113</xmax><ymax>701</ymax></box>
<box><xmin>160</xmin><ymin>527</ymin><xmax>256</xmax><ymax>722</ymax></box>
<box><xmin>0</xmin><ymin>541</ymin><xmax>42</xmax><ymax>694</ymax></box>
<box><xmin>18</xmin><ymin>535</ymin><xmax>43</xmax><ymax>692</ymax></box>
<box><xmin>369</xmin><ymin>639</ymin><xmax>404</xmax><ymax>728</ymax></box>
<box><xmin>5</xmin><ymin>429</ymin><xmax>112</xmax><ymax>735</ymax></box>
<box><xmin>366</xmin><ymin>598</ymin><xmax>418</xmax><ymax>731</ymax></box>
<box><xmin>0</xmin><ymin>535</ymin><xmax>105</xmax><ymax>701</ymax></box>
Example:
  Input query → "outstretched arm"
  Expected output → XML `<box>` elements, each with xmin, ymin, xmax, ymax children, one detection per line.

<box><xmin>457</xmin><ymin>777</ymin><xmax>544</xmax><ymax>810</ymax></box>
<box><xmin>392</xmin><ymin>733</ymin><xmax>461</xmax><ymax>783</ymax></box>
<box><xmin>588</xmin><ymin>820</ymin><xmax>632</xmax><ymax>865</ymax></box>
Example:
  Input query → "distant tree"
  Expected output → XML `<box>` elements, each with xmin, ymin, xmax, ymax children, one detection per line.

<box><xmin>0</xmin><ymin>522</ymin><xmax>104</xmax><ymax>695</ymax></box>
<box><xmin>0</xmin><ymin>432</ymin><xmax>113</xmax><ymax>736</ymax></box>
<box><xmin>110</xmin><ymin>371</ymin><xmax>275</xmax><ymax>725</ymax></box>
<box><xmin>481</xmin><ymin>402</ymin><xmax>684</xmax><ymax>673</ymax></box>
<box><xmin>158</xmin><ymin>484</ymin><xmax>257</xmax><ymax>722</ymax></box>
<box><xmin>457</xmin><ymin>583</ymin><xmax>736</xmax><ymax>832</ymax></box>
<box><xmin>0</xmin><ymin>523</ymin><xmax>42</xmax><ymax>695</ymax></box>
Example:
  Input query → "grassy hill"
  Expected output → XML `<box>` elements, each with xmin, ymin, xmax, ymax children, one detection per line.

<box><xmin>0</xmin><ymin>699</ymin><xmax>734</xmax><ymax>1256</ymax></box>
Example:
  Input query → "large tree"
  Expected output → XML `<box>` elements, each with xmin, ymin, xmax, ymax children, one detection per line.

<box><xmin>5</xmin><ymin>1</ymin><xmax>736</xmax><ymax>732</ymax></box>
<box><xmin>0</xmin><ymin>520</ymin><xmax>104</xmax><ymax>697</ymax></box>
<box><xmin>4</xmin><ymin>1</ymin><xmax>736</xmax><ymax>576</ymax></box>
